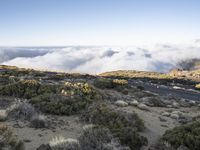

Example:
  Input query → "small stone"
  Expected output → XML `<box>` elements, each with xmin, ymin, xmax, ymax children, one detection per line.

<box><xmin>161</xmin><ymin>124</ymin><xmax>168</xmax><ymax>128</ymax></box>
<box><xmin>172</xmin><ymin>102</ymin><xmax>180</xmax><ymax>108</ymax></box>
<box><xmin>115</xmin><ymin>100</ymin><xmax>128</xmax><ymax>107</ymax></box>
<box><xmin>170</xmin><ymin>113</ymin><xmax>179</xmax><ymax>119</ymax></box>
<box><xmin>166</xmin><ymin>105</ymin><xmax>173</xmax><ymax>108</ymax></box>
<box><xmin>129</xmin><ymin>100</ymin><xmax>139</xmax><ymax>106</ymax></box>
<box><xmin>24</xmin><ymin>139</ymin><xmax>31</xmax><ymax>143</ymax></box>
<box><xmin>159</xmin><ymin>116</ymin><xmax>167</xmax><ymax>122</ymax></box>
<box><xmin>161</xmin><ymin>112</ymin><xmax>170</xmax><ymax>117</ymax></box>
<box><xmin>188</xmin><ymin>100</ymin><xmax>196</xmax><ymax>106</ymax></box>
<box><xmin>171</xmin><ymin>110</ymin><xmax>182</xmax><ymax>115</ymax></box>
<box><xmin>138</xmin><ymin>103</ymin><xmax>150</xmax><ymax>111</ymax></box>
<box><xmin>38</xmin><ymin>134</ymin><xmax>43</xmax><ymax>137</ymax></box>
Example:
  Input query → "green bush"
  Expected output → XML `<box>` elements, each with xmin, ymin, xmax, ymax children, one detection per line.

<box><xmin>79</xmin><ymin>126</ymin><xmax>128</xmax><ymax>150</ymax></box>
<box><xmin>30</xmin><ymin>82</ymin><xmax>99</xmax><ymax>115</ymax></box>
<box><xmin>7</xmin><ymin>102</ymin><xmax>37</xmax><ymax>121</ymax></box>
<box><xmin>31</xmin><ymin>93</ymin><xmax>93</xmax><ymax>115</ymax></box>
<box><xmin>0</xmin><ymin>75</ymin><xmax>19</xmax><ymax>85</ymax></box>
<box><xmin>48</xmin><ymin>73</ymin><xmax>66</xmax><ymax>81</ymax></box>
<box><xmin>0</xmin><ymin>124</ymin><xmax>24</xmax><ymax>150</ymax></box>
<box><xmin>82</xmin><ymin>103</ymin><xmax>147</xmax><ymax>150</ymax></box>
<box><xmin>161</xmin><ymin>121</ymin><xmax>200</xmax><ymax>150</ymax></box>
<box><xmin>62</xmin><ymin>82</ymin><xmax>97</xmax><ymax>98</ymax></box>
<box><xmin>117</xmin><ymin>127</ymin><xmax>147</xmax><ymax>150</ymax></box>
<box><xmin>93</xmin><ymin>78</ymin><xmax>114</xmax><ymax>89</ymax></box>
<box><xmin>0</xmin><ymin>80</ymin><xmax>60</xmax><ymax>99</ymax></box>
<box><xmin>93</xmin><ymin>78</ymin><xmax>128</xmax><ymax>91</ymax></box>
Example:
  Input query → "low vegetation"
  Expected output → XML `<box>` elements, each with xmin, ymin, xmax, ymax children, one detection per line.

<box><xmin>0</xmin><ymin>79</ymin><xmax>59</xmax><ymax>99</ymax></box>
<box><xmin>7</xmin><ymin>102</ymin><xmax>37</xmax><ymax>121</ymax></box>
<box><xmin>48</xmin><ymin>126</ymin><xmax>129</xmax><ymax>150</ymax></box>
<box><xmin>30</xmin><ymin>114</ymin><xmax>48</xmax><ymax>128</ymax></box>
<box><xmin>100</xmin><ymin>70</ymin><xmax>172</xmax><ymax>79</ymax></box>
<box><xmin>100</xmin><ymin>70</ymin><xmax>198</xmax><ymax>87</ymax></box>
<box><xmin>0</xmin><ymin>124</ymin><xmax>24</xmax><ymax>150</ymax></box>
<box><xmin>30</xmin><ymin>82</ymin><xmax>99</xmax><ymax>115</ymax></box>
<box><xmin>49</xmin><ymin>136</ymin><xmax>80</xmax><ymax>150</ymax></box>
<box><xmin>93</xmin><ymin>78</ymin><xmax>129</xmax><ymax>93</ymax></box>
<box><xmin>79</xmin><ymin>126</ymin><xmax>128</xmax><ymax>150</ymax></box>
<box><xmin>195</xmin><ymin>83</ymin><xmax>200</xmax><ymax>90</ymax></box>
<box><xmin>82</xmin><ymin>103</ymin><xmax>147</xmax><ymax>149</ymax></box>
<box><xmin>161</xmin><ymin>121</ymin><xmax>200</xmax><ymax>150</ymax></box>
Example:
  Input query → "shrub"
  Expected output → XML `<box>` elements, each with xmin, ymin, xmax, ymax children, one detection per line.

<box><xmin>62</xmin><ymin>82</ymin><xmax>97</xmax><ymax>98</ymax></box>
<box><xmin>136</xmin><ymin>86</ymin><xmax>144</xmax><ymax>90</ymax></box>
<box><xmin>112</xmin><ymin>79</ymin><xmax>128</xmax><ymax>86</ymax></box>
<box><xmin>30</xmin><ymin>114</ymin><xmax>48</xmax><ymax>128</ymax></box>
<box><xmin>49</xmin><ymin>137</ymin><xmax>80</xmax><ymax>150</ymax></box>
<box><xmin>195</xmin><ymin>83</ymin><xmax>200</xmax><ymax>90</ymax></box>
<box><xmin>117</xmin><ymin>127</ymin><xmax>147</xmax><ymax>150</ymax></box>
<box><xmin>48</xmin><ymin>74</ymin><xmax>66</xmax><ymax>81</ymax></box>
<box><xmin>30</xmin><ymin>93</ymin><xmax>93</xmax><ymax>115</ymax></box>
<box><xmin>79</xmin><ymin>126</ymin><xmax>128</xmax><ymax>150</ymax></box>
<box><xmin>93</xmin><ymin>78</ymin><xmax>129</xmax><ymax>92</ymax></box>
<box><xmin>0</xmin><ymin>124</ymin><xmax>24</xmax><ymax>150</ymax></box>
<box><xmin>30</xmin><ymin>82</ymin><xmax>99</xmax><ymax>115</ymax></box>
<box><xmin>161</xmin><ymin>121</ymin><xmax>200</xmax><ymax>150</ymax></box>
<box><xmin>82</xmin><ymin>103</ymin><xmax>147</xmax><ymax>149</ymax></box>
<box><xmin>0</xmin><ymin>80</ymin><xmax>40</xmax><ymax>98</ymax></box>
<box><xmin>93</xmin><ymin>78</ymin><xmax>114</xmax><ymax>89</ymax></box>
<box><xmin>0</xmin><ymin>75</ymin><xmax>18</xmax><ymax>85</ymax></box>
<box><xmin>83</xmin><ymin>103</ymin><xmax>145</xmax><ymax>131</ymax></box>
<box><xmin>7</xmin><ymin>102</ymin><xmax>38</xmax><ymax>121</ymax></box>
<box><xmin>0</xmin><ymin>80</ymin><xmax>60</xmax><ymax>99</ymax></box>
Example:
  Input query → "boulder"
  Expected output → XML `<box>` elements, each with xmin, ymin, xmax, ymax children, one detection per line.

<box><xmin>138</xmin><ymin>103</ymin><xmax>150</xmax><ymax>111</ymax></box>
<box><xmin>166</xmin><ymin>105</ymin><xmax>173</xmax><ymax>108</ymax></box>
<box><xmin>161</xmin><ymin>112</ymin><xmax>170</xmax><ymax>117</ymax></box>
<box><xmin>159</xmin><ymin>116</ymin><xmax>167</xmax><ymax>122</ymax></box>
<box><xmin>170</xmin><ymin>113</ymin><xmax>179</xmax><ymax>119</ymax></box>
<box><xmin>188</xmin><ymin>100</ymin><xmax>196</xmax><ymax>106</ymax></box>
<box><xmin>129</xmin><ymin>100</ymin><xmax>139</xmax><ymax>106</ymax></box>
<box><xmin>179</xmin><ymin>99</ymin><xmax>190</xmax><ymax>107</ymax></box>
<box><xmin>115</xmin><ymin>100</ymin><xmax>128</xmax><ymax>107</ymax></box>
<box><xmin>172</xmin><ymin>102</ymin><xmax>180</xmax><ymax>108</ymax></box>
<box><xmin>170</xmin><ymin>111</ymin><xmax>182</xmax><ymax>120</ymax></box>
<box><xmin>0</xmin><ymin>109</ymin><xmax>7</xmax><ymax>121</ymax></box>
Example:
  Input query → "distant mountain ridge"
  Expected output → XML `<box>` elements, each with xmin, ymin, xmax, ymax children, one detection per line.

<box><xmin>178</xmin><ymin>59</ymin><xmax>200</xmax><ymax>71</ymax></box>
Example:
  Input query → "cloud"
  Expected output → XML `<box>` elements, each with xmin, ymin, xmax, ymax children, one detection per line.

<box><xmin>1</xmin><ymin>42</ymin><xmax>200</xmax><ymax>74</ymax></box>
<box><xmin>0</xmin><ymin>47</ymin><xmax>50</xmax><ymax>63</ymax></box>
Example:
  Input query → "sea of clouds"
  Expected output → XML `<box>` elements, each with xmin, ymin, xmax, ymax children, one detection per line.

<box><xmin>0</xmin><ymin>41</ymin><xmax>200</xmax><ymax>74</ymax></box>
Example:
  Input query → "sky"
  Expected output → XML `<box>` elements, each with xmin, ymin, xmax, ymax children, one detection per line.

<box><xmin>0</xmin><ymin>0</ymin><xmax>200</xmax><ymax>46</ymax></box>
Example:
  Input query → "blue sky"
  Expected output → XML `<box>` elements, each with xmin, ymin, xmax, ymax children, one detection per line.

<box><xmin>0</xmin><ymin>0</ymin><xmax>200</xmax><ymax>46</ymax></box>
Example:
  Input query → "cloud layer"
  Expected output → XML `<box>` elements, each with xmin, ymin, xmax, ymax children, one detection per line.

<box><xmin>1</xmin><ymin>42</ymin><xmax>200</xmax><ymax>74</ymax></box>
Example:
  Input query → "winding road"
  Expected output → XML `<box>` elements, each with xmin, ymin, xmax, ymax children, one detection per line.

<box><xmin>128</xmin><ymin>79</ymin><xmax>200</xmax><ymax>101</ymax></box>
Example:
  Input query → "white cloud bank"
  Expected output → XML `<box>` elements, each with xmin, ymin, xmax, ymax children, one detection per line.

<box><xmin>1</xmin><ymin>41</ymin><xmax>200</xmax><ymax>74</ymax></box>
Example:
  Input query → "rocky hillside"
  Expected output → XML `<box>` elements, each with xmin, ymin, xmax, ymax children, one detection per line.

<box><xmin>0</xmin><ymin>65</ymin><xmax>200</xmax><ymax>150</ymax></box>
